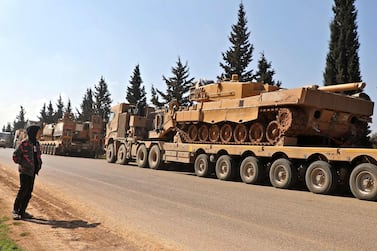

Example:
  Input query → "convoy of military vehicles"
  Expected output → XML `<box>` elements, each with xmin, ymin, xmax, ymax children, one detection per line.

<box><xmin>5</xmin><ymin>75</ymin><xmax>377</xmax><ymax>201</ymax></box>
<box><xmin>103</xmin><ymin>75</ymin><xmax>377</xmax><ymax>201</ymax></box>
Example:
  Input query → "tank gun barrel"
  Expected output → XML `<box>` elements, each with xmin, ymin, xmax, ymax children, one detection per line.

<box><xmin>317</xmin><ymin>82</ymin><xmax>366</xmax><ymax>93</ymax></box>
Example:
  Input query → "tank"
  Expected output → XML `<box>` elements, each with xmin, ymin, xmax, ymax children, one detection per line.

<box><xmin>152</xmin><ymin>74</ymin><xmax>374</xmax><ymax>146</ymax></box>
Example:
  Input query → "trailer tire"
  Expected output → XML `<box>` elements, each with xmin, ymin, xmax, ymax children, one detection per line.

<box><xmin>349</xmin><ymin>163</ymin><xmax>377</xmax><ymax>201</ymax></box>
<box><xmin>305</xmin><ymin>160</ymin><xmax>336</xmax><ymax>194</ymax></box>
<box><xmin>117</xmin><ymin>144</ymin><xmax>128</xmax><ymax>165</ymax></box>
<box><xmin>194</xmin><ymin>154</ymin><xmax>213</xmax><ymax>177</ymax></box>
<box><xmin>215</xmin><ymin>155</ymin><xmax>235</xmax><ymax>181</ymax></box>
<box><xmin>106</xmin><ymin>143</ymin><xmax>116</xmax><ymax>163</ymax></box>
<box><xmin>136</xmin><ymin>144</ymin><xmax>148</xmax><ymax>168</ymax></box>
<box><xmin>269</xmin><ymin>158</ymin><xmax>297</xmax><ymax>189</ymax></box>
<box><xmin>240</xmin><ymin>156</ymin><xmax>263</xmax><ymax>184</ymax></box>
<box><xmin>149</xmin><ymin>145</ymin><xmax>162</xmax><ymax>170</ymax></box>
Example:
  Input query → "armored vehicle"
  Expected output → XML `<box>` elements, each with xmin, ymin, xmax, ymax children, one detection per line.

<box><xmin>153</xmin><ymin>75</ymin><xmax>373</xmax><ymax>146</ymax></box>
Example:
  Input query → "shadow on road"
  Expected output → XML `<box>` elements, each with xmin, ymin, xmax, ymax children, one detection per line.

<box><xmin>24</xmin><ymin>217</ymin><xmax>101</xmax><ymax>229</ymax></box>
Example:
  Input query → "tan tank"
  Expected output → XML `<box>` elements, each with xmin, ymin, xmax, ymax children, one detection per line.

<box><xmin>152</xmin><ymin>75</ymin><xmax>374</xmax><ymax>146</ymax></box>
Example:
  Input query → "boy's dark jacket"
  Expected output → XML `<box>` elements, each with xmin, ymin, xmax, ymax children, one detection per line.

<box><xmin>13</xmin><ymin>139</ymin><xmax>42</xmax><ymax>176</ymax></box>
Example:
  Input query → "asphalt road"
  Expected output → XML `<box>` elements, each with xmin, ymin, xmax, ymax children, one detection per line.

<box><xmin>1</xmin><ymin>147</ymin><xmax>377</xmax><ymax>251</ymax></box>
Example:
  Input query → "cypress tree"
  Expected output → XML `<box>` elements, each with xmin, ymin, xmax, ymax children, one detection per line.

<box><xmin>220</xmin><ymin>2</ymin><xmax>253</xmax><ymax>81</ymax></box>
<box><xmin>157</xmin><ymin>57</ymin><xmax>194</xmax><ymax>106</ymax></box>
<box><xmin>13</xmin><ymin>106</ymin><xmax>27</xmax><ymax>130</ymax></box>
<box><xmin>46</xmin><ymin>101</ymin><xmax>55</xmax><ymax>124</ymax></box>
<box><xmin>39</xmin><ymin>103</ymin><xmax>48</xmax><ymax>124</ymax></box>
<box><xmin>65</xmin><ymin>99</ymin><xmax>73</xmax><ymax>115</ymax></box>
<box><xmin>323</xmin><ymin>0</ymin><xmax>361</xmax><ymax>86</ymax></box>
<box><xmin>94</xmin><ymin>76</ymin><xmax>112</xmax><ymax>123</ymax></box>
<box><xmin>55</xmin><ymin>94</ymin><xmax>64</xmax><ymax>121</ymax></box>
<box><xmin>78</xmin><ymin>88</ymin><xmax>95</xmax><ymax>121</ymax></box>
<box><xmin>254</xmin><ymin>52</ymin><xmax>281</xmax><ymax>87</ymax></box>
<box><xmin>126</xmin><ymin>65</ymin><xmax>147</xmax><ymax>115</ymax></box>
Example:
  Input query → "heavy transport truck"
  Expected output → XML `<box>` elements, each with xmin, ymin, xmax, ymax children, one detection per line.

<box><xmin>105</xmin><ymin>76</ymin><xmax>377</xmax><ymax>201</ymax></box>
<box><xmin>40</xmin><ymin>113</ymin><xmax>103</xmax><ymax>157</ymax></box>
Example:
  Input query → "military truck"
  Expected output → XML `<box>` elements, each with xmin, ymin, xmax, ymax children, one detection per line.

<box><xmin>40</xmin><ymin>113</ymin><xmax>103</xmax><ymax>157</ymax></box>
<box><xmin>104</xmin><ymin>77</ymin><xmax>377</xmax><ymax>201</ymax></box>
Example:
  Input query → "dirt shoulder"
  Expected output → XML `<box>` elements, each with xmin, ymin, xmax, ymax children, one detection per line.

<box><xmin>0</xmin><ymin>163</ymin><xmax>175</xmax><ymax>251</ymax></box>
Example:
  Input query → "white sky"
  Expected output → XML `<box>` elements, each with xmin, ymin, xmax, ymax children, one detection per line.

<box><xmin>0</xmin><ymin>0</ymin><xmax>376</xmax><ymax>132</ymax></box>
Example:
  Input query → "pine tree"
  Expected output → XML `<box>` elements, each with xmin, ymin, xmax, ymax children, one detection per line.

<box><xmin>65</xmin><ymin>99</ymin><xmax>73</xmax><ymax>115</ymax></box>
<box><xmin>5</xmin><ymin>123</ymin><xmax>11</xmax><ymax>132</ymax></box>
<box><xmin>46</xmin><ymin>101</ymin><xmax>55</xmax><ymax>124</ymax></box>
<box><xmin>2</xmin><ymin>125</ymin><xmax>5</xmax><ymax>132</ymax></box>
<box><xmin>254</xmin><ymin>52</ymin><xmax>281</xmax><ymax>87</ymax></box>
<box><xmin>126</xmin><ymin>65</ymin><xmax>147</xmax><ymax>115</ymax></box>
<box><xmin>55</xmin><ymin>94</ymin><xmax>64</xmax><ymax>121</ymax></box>
<box><xmin>220</xmin><ymin>2</ymin><xmax>253</xmax><ymax>81</ymax></box>
<box><xmin>39</xmin><ymin>103</ymin><xmax>48</xmax><ymax>124</ymax></box>
<box><xmin>151</xmin><ymin>84</ymin><xmax>164</xmax><ymax>107</ymax></box>
<box><xmin>324</xmin><ymin>0</ymin><xmax>369</xmax><ymax>147</ymax></box>
<box><xmin>157</xmin><ymin>57</ymin><xmax>194</xmax><ymax>106</ymax></box>
<box><xmin>323</xmin><ymin>0</ymin><xmax>361</xmax><ymax>86</ymax></box>
<box><xmin>78</xmin><ymin>88</ymin><xmax>94</xmax><ymax>121</ymax></box>
<box><xmin>13</xmin><ymin>106</ymin><xmax>27</xmax><ymax>130</ymax></box>
<box><xmin>94</xmin><ymin>76</ymin><xmax>112</xmax><ymax>123</ymax></box>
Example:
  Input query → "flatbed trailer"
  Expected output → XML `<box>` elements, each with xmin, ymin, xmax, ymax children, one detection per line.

<box><xmin>126</xmin><ymin>141</ymin><xmax>377</xmax><ymax>201</ymax></box>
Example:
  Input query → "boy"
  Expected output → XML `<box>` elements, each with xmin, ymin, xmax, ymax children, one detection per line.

<box><xmin>12</xmin><ymin>124</ymin><xmax>42</xmax><ymax>220</ymax></box>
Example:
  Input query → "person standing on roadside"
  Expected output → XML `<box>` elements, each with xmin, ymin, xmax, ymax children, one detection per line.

<box><xmin>12</xmin><ymin>124</ymin><xmax>42</xmax><ymax>220</ymax></box>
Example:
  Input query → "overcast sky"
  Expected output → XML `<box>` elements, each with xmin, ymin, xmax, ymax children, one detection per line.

<box><xmin>0</xmin><ymin>0</ymin><xmax>376</xmax><ymax>132</ymax></box>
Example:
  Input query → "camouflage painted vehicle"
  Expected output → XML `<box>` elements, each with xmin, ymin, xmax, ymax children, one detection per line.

<box><xmin>152</xmin><ymin>75</ymin><xmax>373</xmax><ymax>146</ymax></box>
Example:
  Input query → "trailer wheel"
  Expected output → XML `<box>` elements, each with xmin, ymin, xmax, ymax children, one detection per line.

<box><xmin>106</xmin><ymin>143</ymin><xmax>116</xmax><ymax>163</ymax></box>
<box><xmin>215</xmin><ymin>155</ymin><xmax>235</xmax><ymax>181</ymax></box>
<box><xmin>194</xmin><ymin>154</ymin><xmax>213</xmax><ymax>177</ymax></box>
<box><xmin>305</xmin><ymin>161</ymin><xmax>336</xmax><ymax>194</ymax></box>
<box><xmin>149</xmin><ymin>145</ymin><xmax>162</xmax><ymax>170</ymax></box>
<box><xmin>269</xmin><ymin>158</ymin><xmax>297</xmax><ymax>189</ymax></box>
<box><xmin>240</xmin><ymin>156</ymin><xmax>263</xmax><ymax>184</ymax></box>
<box><xmin>117</xmin><ymin>144</ymin><xmax>128</xmax><ymax>165</ymax></box>
<box><xmin>136</xmin><ymin>144</ymin><xmax>148</xmax><ymax>168</ymax></box>
<box><xmin>349</xmin><ymin>163</ymin><xmax>377</xmax><ymax>201</ymax></box>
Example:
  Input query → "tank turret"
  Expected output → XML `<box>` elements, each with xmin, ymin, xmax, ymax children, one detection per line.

<box><xmin>153</xmin><ymin>75</ymin><xmax>373</xmax><ymax>146</ymax></box>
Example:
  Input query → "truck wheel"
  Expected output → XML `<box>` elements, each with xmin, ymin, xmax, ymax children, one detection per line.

<box><xmin>215</xmin><ymin>155</ymin><xmax>235</xmax><ymax>181</ymax></box>
<box><xmin>194</xmin><ymin>154</ymin><xmax>213</xmax><ymax>177</ymax></box>
<box><xmin>305</xmin><ymin>160</ymin><xmax>336</xmax><ymax>194</ymax></box>
<box><xmin>117</xmin><ymin>144</ymin><xmax>128</xmax><ymax>165</ymax></box>
<box><xmin>106</xmin><ymin>144</ymin><xmax>116</xmax><ymax>163</ymax></box>
<box><xmin>240</xmin><ymin>156</ymin><xmax>263</xmax><ymax>184</ymax></box>
<box><xmin>349</xmin><ymin>163</ymin><xmax>377</xmax><ymax>201</ymax></box>
<box><xmin>269</xmin><ymin>158</ymin><xmax>297</xmax><ymax>189</ymax></box>
<box><xmin>149</xmin><ymin>145</ymin><xmax>162</xmax><ymax>170</ymax></box>
<box><xmin>136</xmin><ymin>144</ymin><xmax>148</xmax><ymax>168</ymax></box>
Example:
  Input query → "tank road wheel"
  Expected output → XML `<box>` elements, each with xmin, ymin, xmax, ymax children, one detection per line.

<box><xmin>194</xmin><ymin>154</ymin><xmax>213</xmax><ymax>177</ymax></box>
<box><xmin>249</xmin><ymin>122</ymin><xmax>264</xmax><ymax>143</ymax></box>
<box><xmin>106</xmin><ymin>143</ymin><xmax>117</xmax><ymax>163</ymax></box>
<box><xmin>234</xmin><ymin>124</ymin><xmax>247</xmax><ymax>144</ymax></box>
<box><xmin>305</xmin><ymin>161</ymin><xmax>336</xmax><ymax>194</ymax></box>
<box><xmin>278</xmin><ymin>108</ymin><xmax>293</xmax><ymax>131</ymax></box>
<box><xmin>269</xmin><ymin>158</ymin><xmax>297</xmax><ymax>189</ymax></box>
<box><xmin>198</xmin><ymin>125</ymin><xmax>209</xmax><ymax>142</ymax></box>
<box><xmin>349</xmin><ymin>163</ymin><xmax>377</xmax><ymax>201</ymax></box>
<box><xmin>220</xmin><ymin>124</ymin><xmax>233</xmax><ymax>143</ymax></box>
<box><xmin>136</xmin><ymin>144</ymin><xmax>148</xmax><ymax>168</ymax></box>
<box><xmin>266</xmin><ymin>121</ymin><xmax>281</xmax><ymax>145</ymax></box>
<box><xmin>209</xmin><ymin>125</ymin><xmax>220</xmax><ymax>143</ymax></box>
<box><xmin>117</xmin><ymin>144</ymin><xmax>128</xmax><ymax>165</ymax></box>
<box><xmin>240</xmin><ymin>156</ymin><xmax>263</xmax><ymax>184</ymax></box>
<box><xmin>215</xmin><ymin>155</ymin><xmax>235</xmax><ymax>181</ymax></box>
<box><xmin>188</xmin><ymin>125</ymin><xmax>198</xmax><ymax>141</ymax></box>
<box><xmin>148</xmin><ymin>145</ymin><xmax>162</xmax><ymax>170</ymax></box>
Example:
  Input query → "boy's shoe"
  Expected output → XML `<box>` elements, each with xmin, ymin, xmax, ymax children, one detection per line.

<box><xmin>21</xmin><ymin>212</ymin><xmax>33</xmax><ymax>219</ymax></box>
<box><xmin>12</xmin><ymin>210</ymin><xmax>21</xmax><ymax>220</ymax></box>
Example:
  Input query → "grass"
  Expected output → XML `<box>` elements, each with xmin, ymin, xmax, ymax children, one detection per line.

<box><xmin>0</xmin><ymin>216</ymin><xmax>23</xmax><ymax>251</ymax></box>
